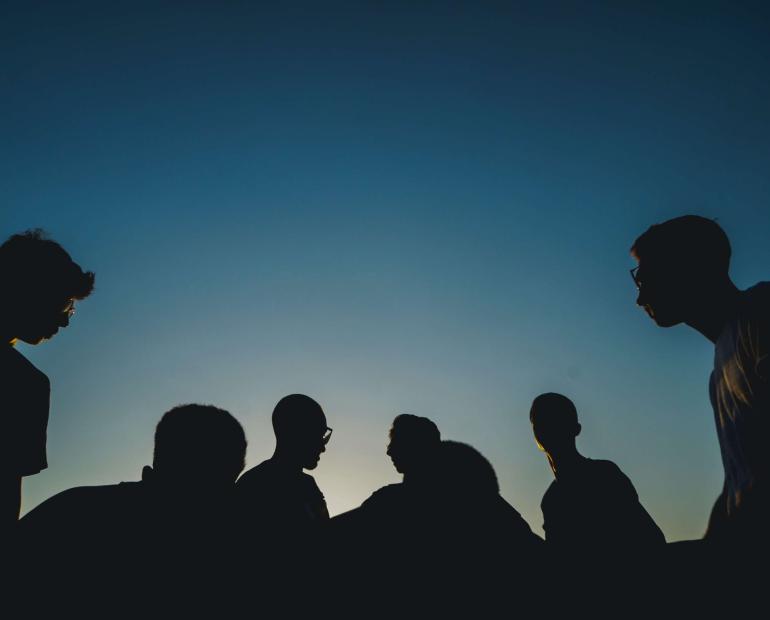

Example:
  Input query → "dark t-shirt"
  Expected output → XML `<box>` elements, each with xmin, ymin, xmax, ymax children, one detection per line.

<box><xmin>236</xmin><ymin>458</ymin><xmax>329</xmax><ymax>529</ymax></box>
<box><xmin>540</xmin><ymin>458</ymin><xmax>664</xmax><ymax>550</ymax></box>
<box><xmin>0</xmin><ymin>344</ymin><xmax>50</xmax><ymax>476</ymax></box>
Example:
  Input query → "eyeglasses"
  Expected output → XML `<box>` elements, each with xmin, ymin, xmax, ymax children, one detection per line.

<box><xmin>630</xmin><ymin>266</ymin><xmax>641</xmax><ymax>290</ymax></box>
<box><xmin>62</xmin><ymin>299</ymin><xmax>76</xmax><ymax>317</ymax></box>
<box><xmin>322</xmin><ymin>427</ymin><xmax>333</xmax><ymax>445</ymax></box>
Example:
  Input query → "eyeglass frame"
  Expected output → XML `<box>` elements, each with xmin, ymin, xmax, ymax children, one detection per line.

<box><xmin>62</xmin><ymin>299</ymin><xmax>76</xmax><ymax>317</ymax></box>
<box><xmin>630</xmin><ymin>266</ymin><xmax>642</xmax><ymax>290</ymax></box>
<box><xmin>322</xmin><ymin>427</ymin><xmax>333</xmax><ymax>445</ymax></box>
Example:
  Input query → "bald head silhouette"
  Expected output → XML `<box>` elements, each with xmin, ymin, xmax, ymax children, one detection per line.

<box><xmin>272</xmin><ymin>394</ymin><xmax>330</xmax><ymax>470</ymax></box>
<box><xmin>529</xmin><ymin>392</ymin><xmax>582</xmax><ymax>458</ymax></box>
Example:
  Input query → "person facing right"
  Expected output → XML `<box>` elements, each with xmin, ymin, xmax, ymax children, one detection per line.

<box><xmin>236</xmin><ymin>394</ymin><xmax>331</xmax><ymax>532</ymax></box>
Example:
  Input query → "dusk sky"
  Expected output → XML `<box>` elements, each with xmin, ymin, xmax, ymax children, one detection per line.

<box><xmin>4</xmin><ymin>1</ymin><xmax>770</xmax><ymax>541</ymax></box>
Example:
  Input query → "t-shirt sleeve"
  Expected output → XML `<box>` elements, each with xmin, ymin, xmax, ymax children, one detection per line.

<box><xmin>601</xmin><ymin>463</ymin><xmax>665</xmax><ymax>545</ymax></box>
<box><xmin>0</xmin><ymin>351</ymin><xmax>51</xmax><ymax>476</ymax></box>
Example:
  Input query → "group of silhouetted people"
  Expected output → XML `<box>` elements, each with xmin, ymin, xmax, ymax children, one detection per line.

<box><xmin>2</xmin><ymin>216</ymin><xmax>768</xmax><ymax>612</ymax></box>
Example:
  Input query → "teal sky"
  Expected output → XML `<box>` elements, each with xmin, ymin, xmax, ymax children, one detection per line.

<box><xmin>4</xmin><ymin>1</ymin><xmax>770</xmax><ymax>541</ymax></box>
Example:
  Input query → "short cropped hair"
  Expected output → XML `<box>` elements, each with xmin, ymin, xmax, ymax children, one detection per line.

<box><xmin>530</xmin><ymin>392</ymin><xmax>579</xmax><ymax>426</ymax></box>
<box><xmin>631</xmin><ymin>215</ymin><xmax>731</xmax><ymax>275</ymax></box>
<box><xmin>0</xmin><ymin>229</ymin><xmax>95</xmax><ymax>299</ymax></box>
<box><xmin>154</xmin><ymin>404</ymin><xmax>247</xmax><ymax>476</ymax></box>
<box><xmin>437</xmin><ymin>441</ymin><xmax>499</xmax><ymax>497</ymax></box>
<box><xmin>390</xmin><ymin>414</ymin><xmax>441</xmax><ymax>445</ymax></box>
<box><xmin>272</xmin><ymin>394</ymin><xmax>325</xmax><ymax>438</ymax></box>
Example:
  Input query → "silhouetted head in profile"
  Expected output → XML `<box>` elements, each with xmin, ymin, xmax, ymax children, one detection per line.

<box><xmin>530</xmin><ymin>393</ymin><xmax>582</xmax><ymax>467</ymax></box>
<box><xmin>142</xmin><ymin>404</ymin><xmax>247</xmax><ymax>494</ymax></box>
<box><xmin>631</xmin><ymin>215</ymin><xmax>739</xmax><ymax>341</ymax></box>
<box><xmin>386</xmin><ymin>414</ymin><xmax>441</xmax><ymax>481</ymax></box>
<box><xmin>272</xmin><ymin>394</ymin><xmax>331</xmax><ymax>471</ymax></box>
<box><xmin>0</xmin><ymin>229</ymin><xmax>95</xmax><ymax>345</ymax></box>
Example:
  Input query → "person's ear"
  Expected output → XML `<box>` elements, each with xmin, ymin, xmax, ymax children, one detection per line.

<box><xmin>575</xmin><ymin>423</ymin><xmax>582</xmax><ymax>437</ymax></box>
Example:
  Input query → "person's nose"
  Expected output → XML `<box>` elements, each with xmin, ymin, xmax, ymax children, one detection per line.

<box><xmin>636</xmin><ymin>289</ymin><xmax>646</xmax><ymax>307</ymax></box>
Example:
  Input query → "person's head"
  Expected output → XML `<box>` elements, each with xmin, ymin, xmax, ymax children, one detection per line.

<box><xmin>149</xmin><ymin>404</ymin><xmax>247</xmax><ymax>492</ymax></box>
<box><xmin>434</xmin><ymin>440</ymin><xmax>499</xmax><ymax>500</ymax></box>
<box><xmin>386</xmin><ymin>414</ymin><xmax>441</xmax><ymax>476</ymax></box>
<box><xmin>272</xmin><ymin>394</ymin><xmax>331</xmax><ymax>470</ymax></box>
<box><xmin>631</xmin><ymin>215</ymin><xmax>731</xmax><ymax>327</ymax></box>
<box><xmin>529</xmin><ymin>392</ymin><xmax>581</xmax><ymax>456</ymax></box>
<box><xmin>0</xmin><ymin>229</ymin><xmax>95</xmax><ymax>344</ymax></box>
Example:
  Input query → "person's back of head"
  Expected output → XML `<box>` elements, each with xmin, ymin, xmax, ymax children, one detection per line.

<box><xmin>631</xmin><ymin>215</ymin><xmax>732</xmax><ymax>327</ymax></box>
<box><xmin>387</xmin><ymin>414</ymin><xmax>441</xmax><ymax>476</ymax></box>
<box><xmin>272</xmin><ymin>394</ymin><xmax>330</xmax><ymax>470</ymax></box>
<box><xmin>151</xmin><ymin>404</ymin><xmax>247</xmax><ymax>492</ymax></box>
<box><xmin>529</xmin><ymin>392</ymin><xmax>581</xmax><ymax>454</ymax></box>
<box><xmin>0</xmin><ymin>228</ymin><xmax>95</xmax><ymax>344</ymax></box>
<box><xmin>434</xmin><ymin>440</ymin><xmax>499</xmax><ymax>500</ymax></box>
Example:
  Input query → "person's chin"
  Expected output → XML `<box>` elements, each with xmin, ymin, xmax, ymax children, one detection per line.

<box><xmin>304</xmin><ymin>459</ymin><xmax>320</xmax><ymax>470</ymax></box>
<box><xmin>651</xmin><ymin>313</ymin><xmax>682</xmax><ymax>328</ymax></box>
<box><xmin>19</xmin><ymin>333</ymin><xmax>51</xmax><ymax>345</ymax></box>
<box><xmin>645</xmin><ymin>306</ymin><xmax>681</xmax><ymax>328</ymax></box>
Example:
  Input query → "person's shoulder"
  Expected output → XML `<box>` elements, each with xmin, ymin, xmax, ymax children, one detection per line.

<box><xmin>371</xmin><ymin>483</ymin><xmax>403</xmax><ymax>498</ymax></box>
<box><xmin>22</xmin><ymin>483</ymin><xmax>124</xmax><ymax>524</ymax></box>
<box><xmin>586</xmin><ymin>459</ymin><xmax>639</xmax><ymax>496</ymax></box>
<box><xmin>0</xmin><ymin>345</ymin><xmax>49</xmax><ymax>386</ymax></box>
<box><xmin>586</xmin><ymin>458</ymin><xmax>628</xmax><ymax>479</ymax></box>
<box><xmin>236</xmin><ymin>459</ymin><xmax>277</xmax><ymax>490</ymax></box>
<box><xmin>587</xmin><ymin>458</ymin><xmax>621</xmax><ymax>471</ymax></box>
<box><xmin>540</xmin><ymin>478</ymin><xmax>559</xmax><ymax>506</ymax></box>
<box><xmin>737</xmin><ymin>283</ymin><xmax>770</xmax><ymax>325</ymax></box>
<box><xmin>362</xmin><ymin>483</ymin><xmax>403</xmax><ymax>506</ymax></box>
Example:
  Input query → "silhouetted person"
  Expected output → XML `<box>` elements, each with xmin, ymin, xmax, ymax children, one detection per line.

<box><xmin>332</xmin><ymin>434</ymin><xmax>541</xmax><ymax>614</ymax></box>
<box><xmin>236</xmin><ymin>394</ymin><xmax>331</xmax><ymax>533</ymax></box>
<box><xmin>329</xmin><ymin>413</ymin><xmax>442</xmax><ymax>570</ymax></box>
<box><xmin>422</xmin><ymin>440</ymin><xmax>542</xmax><ymax>609</ymax></box>
<box><xmin>0</xmin><ymin>229</ymin><xmax>94</xmax><ymax>529</ymax></box>
<box><xmin>430</xmin><ymin>440</ymin><xmax>541</xmax><ymax>550</ymax></box>
<box><xmin>631</xmin><ymin>216</ymin><xmax>770</xmax><ymax>551</ymax></box>
<box><xmin>530</xmin><ymin>393</ymin><xmax>664</xmax><ymax>554</ymax></box>
<box><xmin>18</xmin><ymin>404</ymin><xmax>247</xmax><ymax>603</ymax></box>
<box><xmin>357</xmin><ymin>414</ymin><xmax>441</xmax><ymax>515</ymax></box>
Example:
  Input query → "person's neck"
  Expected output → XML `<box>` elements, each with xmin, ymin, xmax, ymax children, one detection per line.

<box><xmin>1</xmin><ymin>316</ymin><xmax>19</xmax><ymax>345</ymax></box>
<box><xmin>403</xmin><ymin>470</ymin><xmax>427</xmax><ymax>486</ymax></box>
<box><xmin>685</xmin><ymin>279</ymin><xmax>741</xmax><ymax>343</ymax></box>
<box><xmin>547</xmin><ymin>448</ymin><xmax>585</xmax><ymax>480</ymax></box>
<box><xmin>272</xmin><ymin>448</ymin><xmax>303</xmax><ymax>474</ymax></box>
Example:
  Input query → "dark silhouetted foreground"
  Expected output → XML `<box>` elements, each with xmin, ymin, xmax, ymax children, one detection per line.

<box><xmin>1</xmin><ymin>229</ymin><xmax>94</xmax><ymax>532</ymax></box>
<box><xmin>4</xmin><ymin>214</ymin><xmax>768</xmax><ymax>614</ymax></box>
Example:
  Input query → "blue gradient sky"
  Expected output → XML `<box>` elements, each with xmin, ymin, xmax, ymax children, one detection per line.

<box><xmin>4</xmin><ymin>1</ymin><xmax>770</xmax><ymax>541</ymax></box>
